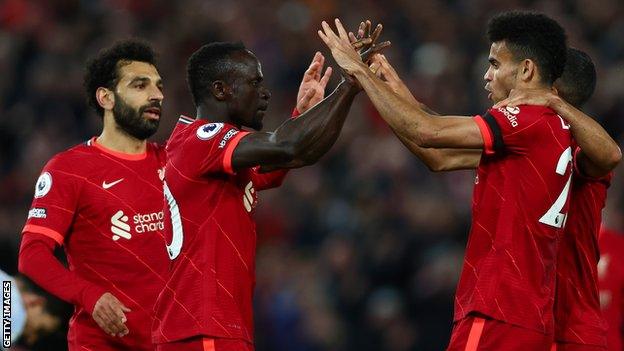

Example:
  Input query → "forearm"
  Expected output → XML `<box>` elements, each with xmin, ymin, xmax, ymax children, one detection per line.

<box><xmin>273</xmin><ymin>80</ymin><xmax>358</xmax><ymax>165</ymax></box>
<box><xmin>550</xmin><ymin>96</ymin><xmax>621</xmax><ymax>175</ymax></box>
<box><xmin>352</xmin><ymin>65</ymin><xmax>437</xmax><ymax>145</ymax></box>
<box><xmin>19</xmin><ymin>233</ymin><xmax>106</xmax><ymax>313</ymax></box>
<box><xmin>394</xmin><ymin>131</ymin><xmax>481</xmax><ymax>171</ymax></box>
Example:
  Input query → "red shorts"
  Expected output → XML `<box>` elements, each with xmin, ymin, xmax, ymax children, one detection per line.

<box><xmin>156</xmin><ymin>337</ymin><xmax>254</xmax><ymax>351</ymax></box>
<box><xmin>447</xmin><ymin>314</ymin><xmax>553</xmax><ymax>351</ymax></box>
<box><xmin>551</xmin><ymin>342</ymin><xmax>607</xmax><ymax>351</ymax></box>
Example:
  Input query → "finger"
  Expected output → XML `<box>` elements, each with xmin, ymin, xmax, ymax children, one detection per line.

<box><xmin>316</xmin><ymin>53</ymin><xmax>325</xmax><ymax>80</ymax></box>
<box><xmin>358</xmin><ymin>21</ymin><xmax>366</xmax><ymax>39</ymax></box>
<box><xmin>361</xmin><ymin>41</ymin><xmax>391</xmax><ymax>63</ymax></box>
<box><xmin>299</xmin><ymin>89</ymin><xmax>315</xmax><ymax>108</ymax></box>
<box><xmin>304</xmin><ymin>61</ymin><xmax>321</xmax><ymax>80</ymax></box>
<box><xmin>368</xmin><ymin>41</ymin><xmax>392</xmax><ymax>56</ymax></box>
<box><xmin>321</xmin><ymin>21</ymin><xmax>339</xmax><ymax>41</ymax></box>
<box><xmin>119</xmin><ymin>303</ymin><xmax>132</xmax><ymax>314</ymax></box>
<box><xmin>319</xmin><ymin>66</ymin><xmax>333</xmax><ymax>88</ymax></box>
<box><xmin>365</xmin><ymin>20</ymin><xmax>372</xmax><ymax>38</ymax></box>
<box><xmin>317</xmin><ymin>30</ymin><xmax>330</xmax><ymax>45</ymax></box>
<box><xmin>378</xmin><ymin>55</ymin><xmax>399</xmax><ymax>79</ymax></box>
<box><xmin>334</xmin><ymin>18</ymin><xmax>350</xmax><ymax>41</ymax></box>
<box><xmin>370</xmin><ymin>23</ymin><xmax>383</xmax><ymax>44</ymax></box>
<box><xmin>373</xmin><ymin>41</ymin><xmax>392</xmax><ymax>52</ymax></box>
<box><xmin>351</xmin><ymin>38</ymin><xmax>372</xmax><ymax>49</ymax></box>
<box><xmin>94</xmin><ymin>312</ymin><xmax>115</xmax><ymax>335</ymax></box>
<box><xmin>104</xmin><ymin>303</ymin><xmax>127</xmax><ymax>333</ymax></box>
<box><xmin>348</xmin><ymin>32</ymin><xmax>357</xmax><ymax>43</ymax></box>
<box><xmin>101</xmin><ymin>310</ymin><xmax>123</xmax><ymax>335</ymax></box>
<box><xmin>493</xmin><ymin>99</ymin><xmax>509</xmax><ymax>109</ymax></box>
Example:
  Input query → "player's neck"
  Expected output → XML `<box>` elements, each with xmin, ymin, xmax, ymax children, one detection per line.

<box><xmin>196</xmin><ymin>103</ymin><xmax>237</xmax><ymax>127</ymax></box>
<box><xmin>97</xmin><ymin>117</ymin><xmax>147</xmax><ymax>155</ymax></box>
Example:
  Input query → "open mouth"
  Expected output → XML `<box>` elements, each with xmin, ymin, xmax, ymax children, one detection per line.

<box><xmin>143</xmin><ymin>107</ymin><xmax>161</xmax><ymax>120</ymax></box>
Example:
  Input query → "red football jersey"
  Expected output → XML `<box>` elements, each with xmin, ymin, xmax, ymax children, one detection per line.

<box><xmin>22</xmin><ymin>138</ymin><xmax>168</xmax><ymax>350</ymax></box>
<box><xmin>153</xmin><ymin>116</ymin><xmax>286</xmax><ymax>345</ymax></box>
<box><xmin>554</xmin><ymin>149</ymin><xmax>611</xmax><ymax>347</ymax></box>
<box><xmin>598</xmin><ymin>228</ymin><xmax>624</xmax><ymax>351</ymax></box>
<box><xmin>454</xmin><ymin>106</ymin><xmax>573</xmax><ymax>334</ymax></box>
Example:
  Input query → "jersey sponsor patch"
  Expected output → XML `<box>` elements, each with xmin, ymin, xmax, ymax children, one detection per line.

<box><xmin>498</xmin><ymin>106</ymin><xmax>520</xmax><ymax>127</ymax></box>
<box><xmin>110</xmin><ymin>209</ymin><xmax>165</xmax><ymax>241</ymax></box>
<box><xmin>27</xmin><ymin>207</ymin><xmax>47</xmax><ymax>219</ymax></box>
<box><xmin>196</xmin><ymin>123</ymin><xmax>224</xmax><ymax>140</ymax></box>
<box><xmin>34</xmin><ymin>172</ymin><xmax>52</xmax><ymax>198</ymax></box>
<box><xmin>219</xmin><ymin>129</ymin><xmax>239</xmax><ymax>149</ymax></box>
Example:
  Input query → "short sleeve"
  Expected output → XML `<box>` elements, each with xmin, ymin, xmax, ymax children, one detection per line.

<box><xmin>22</xmin><ymin>157</ymin><xmax>83</xmax><ymax>245</ymax></box>
<box><xmin>180</xmin><ymin>122</ymin><xmax>250</xmax><ymax>176</ymax></box>
<box><xmin>474</xmin><ymin>106</ymin><xmax>546</xmax><ymax>156</ymax></box>
<box><xmin>251</xmin><ymin>168</ymin><xmax>288</xmax><ymax>191</ymax></box>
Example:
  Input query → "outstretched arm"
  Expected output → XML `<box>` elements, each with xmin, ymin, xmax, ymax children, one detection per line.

<box><xmin>233</xmin><ymin>77</ymin><xmax>359</xmax><ymax>171</ymax></box>
<box><xmin>233</xmin><ymin>23</ymin><xmax>389</xmax><ymax>171</ymax></box>
<box><xmin>318</xmin><ymin>19</ymin><xmax>484</xmax><ymax>150</ymax></box>
<box><xmin>368</xmin><ymin>54</ymin><xmax>482</xmax><ymax>171</ymax></box>
<box><xmin>495</xmin><ymin>90</ymin><xmax>621</xmax><ymax>177</ymax></box>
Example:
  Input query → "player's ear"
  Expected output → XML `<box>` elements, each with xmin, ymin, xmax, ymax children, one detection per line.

<box><xmin>96</xmin><ymin>87</ymin><xmax>115</xmax><ymax>111</ymax></box>
<box><xmin>519</xmin><ymin>59</ymin><xmax>536</xmax><ymax>82</ymax></box>
<box><xmin>211</xmin><ymin>81</ymin><xmax>230</xmax><ymax>101</ymax></box>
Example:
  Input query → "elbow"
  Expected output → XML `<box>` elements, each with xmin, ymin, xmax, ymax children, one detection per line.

<box><xmin>606</xmin><ymin>146</ymin><xmax>622</xmax><ymax>171</ymax></box>
<box><xmin>426</xmin><ymin>162</ymin><xmax>448</xmax><ymax>173</ymax></box>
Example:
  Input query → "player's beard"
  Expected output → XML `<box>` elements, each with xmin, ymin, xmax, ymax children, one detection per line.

<box><xmin>112</xmin><ymin>93</ymin><xmax>160</xmax><ymax>140</ymax></box>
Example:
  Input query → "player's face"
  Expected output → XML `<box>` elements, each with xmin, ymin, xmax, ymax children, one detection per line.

<box><xmin>113</xmin><ymin>61</ymin><xmax>164</xmax><ymax>140</ymax></box>
<box><xmin>228</xmin><ymin>52</ymin><xmax>271</xmax><ymax>130</ymax></box>
<box><xmin>484</xmin><ymin>41</ymin><xmax>519</xmax><ymax>103</ymax></box>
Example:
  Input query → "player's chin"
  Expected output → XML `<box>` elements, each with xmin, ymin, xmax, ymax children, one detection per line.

<box><xmin>250</xmin><ymin>112</ymin><xmax>264</xmax><ymax>130</ymax></box>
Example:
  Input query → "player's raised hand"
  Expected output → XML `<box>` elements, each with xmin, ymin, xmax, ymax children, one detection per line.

<box><xmin>318</xmin><ymin>18</ymin><xmax>368</xmax><ymax>75</ymax></box>
<box><xmin>92</xmin><ymin>292</ymin><xmax>131</xmax><ymax>337</ymax></box>
<box><xmin>493</xmin><ymin>87</ymin><xmax>556</xmax><ymax>109</ymax></box>
<box><xmin>296</xmin><ymin>51</ymin><xmax>333</xmax><ymax>113</ymax></box>
<box><xmin>349</xmin><ymin>20</ymin><xmax>391</xmax><ymax>63</ymax></box>
<box><xmin>372</xmin><ymin>54</ymin><xmax>417</xmax><ymax>104</ymax></box>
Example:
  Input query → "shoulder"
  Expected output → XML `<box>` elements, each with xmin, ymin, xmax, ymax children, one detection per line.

<box><xmin>44</xmin><ymin>141</ymin><xmax>95</xmax><ymax>171</ymax></box>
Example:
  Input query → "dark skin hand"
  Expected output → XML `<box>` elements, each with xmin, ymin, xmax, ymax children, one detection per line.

<box><xmin>92</xmin><ymin>292</ymin><xmax>131</xmax><ymax>337</ymax></box>
<box><xmin>229</xmin><ymin>21</ymin><xmax>390</xmax><ymax>172</ymax></box>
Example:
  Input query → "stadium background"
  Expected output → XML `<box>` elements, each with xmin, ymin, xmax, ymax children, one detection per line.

<box><xmin>0</xmin><ymin>0</ymin><xmax>623</xmax><ymax>350</ymax></box>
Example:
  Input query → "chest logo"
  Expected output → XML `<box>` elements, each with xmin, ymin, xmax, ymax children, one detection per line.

<box><xmin>111</xmin><ymin>210</ymin><xmax>131</xmax><ymax>241</ymax></box>
<box><xmin>102</xmin><ymin>178</ymin><xmax>124</xmax><ymax>189</ymax></box>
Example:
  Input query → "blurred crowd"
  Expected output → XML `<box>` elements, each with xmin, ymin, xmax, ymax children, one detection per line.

<box><xmin>0</xmin><ymin>0</ymin><xmax>623</xmax><ymax>350</ymax></box>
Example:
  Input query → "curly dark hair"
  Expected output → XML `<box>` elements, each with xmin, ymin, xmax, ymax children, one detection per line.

<box><xmin>555</xmin><ymin>48</ymin><xmax>596</xmax><ymax>109</ymax></box>
<box><xmin>487</xmin><ymin>11</ymin><xmax>567</xmax><ymax>85</ymax></box>
<box><xmin>84</xmin><ymin>39</ymin><xmax>158</xmax><ymax>117</ymax></box>
<box><xmin>186</xmin><ymin>41</ymin><xmax>247</xmax><ymax>106</ymax></box>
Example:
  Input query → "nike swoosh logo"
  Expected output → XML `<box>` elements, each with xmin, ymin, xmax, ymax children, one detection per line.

<box><xmin>102</xmin><ymin>178</ymin><xmax>124</xmax><ymax>189</ymax></box>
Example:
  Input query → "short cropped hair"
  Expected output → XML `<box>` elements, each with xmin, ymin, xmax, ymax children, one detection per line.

<box><xmin>186</xmin><ymin>41</ymin><xmax>248</xmax><ymax>106</ymax></box>
<box><xmin>84</xmin><ymin>39</ymin><xmax>157</xmax><ymax>117</ymax></box>
<box><xmin>487</xmin><ymin>11</ymin><xmax>567</xmax><ymax>84</ymax></box>
<box><xmin>556</xmin><ymin>48</ymin><xmax>596</xmax><ymax>108</ymax></box>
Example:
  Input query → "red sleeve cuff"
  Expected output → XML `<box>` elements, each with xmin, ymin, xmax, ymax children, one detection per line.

<box><xmin>81</xmin><ymin>285</ymin><xmax>108</xmax><ymax>314</ymax></box>
<box><xmin>291</xmin><ymin>107</ymin><xmax>301</xmax><ymax>119</ymax></box>
<box><xmin>474</xmin><ymin>115</ymin><xmax>495</xmax><ymax>155</ymax></box>
<box><xmin>223</xmin><ymin>131</ymin><xmax>251</xmax><ymax>175</ymax></box>
<box><xmin>23</xmin><ymin>224</ymin><xmax>64</xmax><ymax>245</ymax></box>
